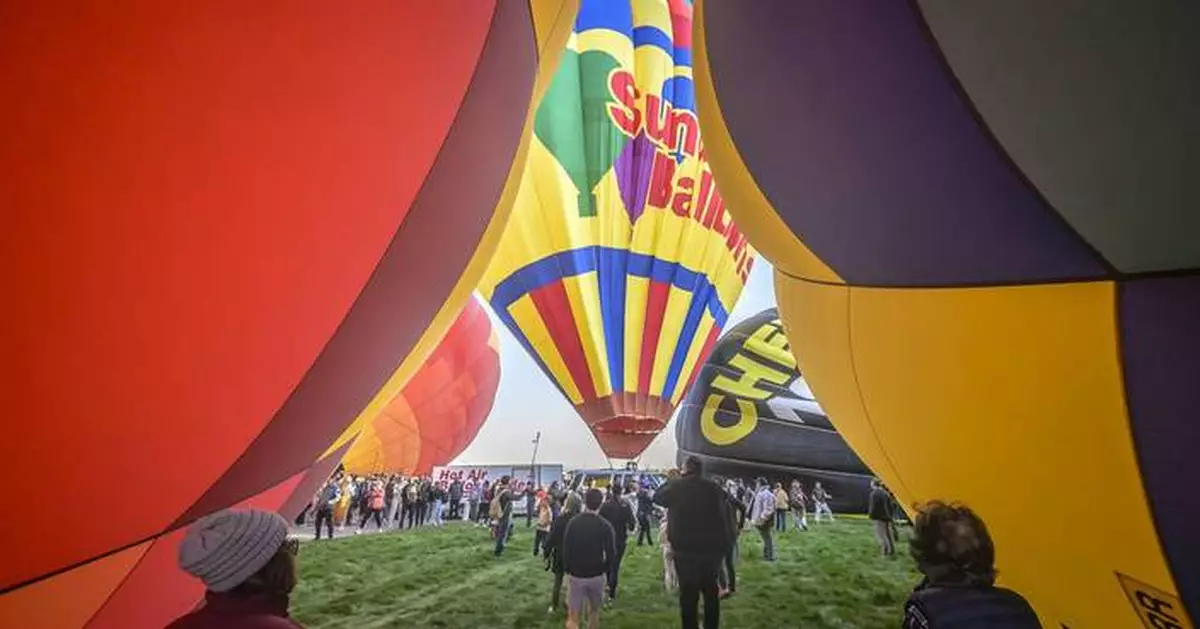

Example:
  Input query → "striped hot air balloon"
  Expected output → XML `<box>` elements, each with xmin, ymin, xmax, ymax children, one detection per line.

<box><xmin>479</xmin><ymin>0</ymin><xmax>755</xmax><ymax>460</ymax></box>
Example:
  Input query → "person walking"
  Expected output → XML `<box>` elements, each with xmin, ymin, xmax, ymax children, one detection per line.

<box><xmin>772</xmin><ymin>482</ymin><xmax>789</xmax><ymax>533</ymax></box>
<box><xmin>789</xmin><ymin>480</ymin><xmax>809</xmax><ymax>531</ymax></box>
<box><xmin>545</xmin><ymin>492</ymin><xmax>582</xmax><ymax>613</ymax></box>
<box><xmin>562</xmin><ymin>489</ymin><xmax>616</xmax><ymax>629</ymax></box>
<box><xmin>167</xmin><ymin>509</ymin><xmax>307</xmax><ymax>629</ymax></box>
<box><xmin>597</xmin><ymin>483</ymin><xmax>635</xmax><ymax>600</ymax></box>
<box><xmin>653</xmin><ymin>456</ymin><xmax>731</xmax><ymax>629</ymax></box>
<box><xmin>868</xmin><ymin>479</ymin><xmax>896</xmax><ymax>557</ymax></box>
<box><xmin>478</xmin><ymin>480</ymin><xmax>494</xmax><ymax>526</ymax></box>
<box><xmin>356</xmin><ymin>480</ymin><xmax>385</xmax><ymax>534</ymax></box>
<box><xmin>491</xmin><ymin>476</ymin><xmax>514</xmax><ymax>557</ymax></box>
<box><xmin>312</xmin><ymin>480</ymin><xmax>340</xmax><ymax>541</ymax></box>
<box><xmin>635</xmin><ymin>482</ymin><xmax>655</xmax><ymax>547</ymax></box>
<box><xmin>384</xmin><ymin>477</ymin><xmax>400</xmax><ymax>530</ymax></box>
<box><xmin>431</xmin><ymin>483</ymin><xmax>447</xmax><ymax>527</ymax></box>
<box><xmin>750</xmin><ymin>478</ymin><xmax>777</xmax><ymax>562</ymax></box>
<box><xmin>812</xmin><ymin>482</ymin><xmax>835</xmax><ymax>523</ymax></box>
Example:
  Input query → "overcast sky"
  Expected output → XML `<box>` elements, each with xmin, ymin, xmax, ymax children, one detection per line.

<box><xmin>453</xmin><ymin>259</ymin><xmax>777</xmax><ymax>470</ymax></box>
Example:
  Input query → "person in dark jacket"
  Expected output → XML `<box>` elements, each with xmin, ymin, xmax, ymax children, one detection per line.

<box><xmin>598</xmin><ymin>483</ymin><xmax>636</xmax><ymax>600</ymax></box>
<box><xmin>312</xmin><ymin>480</ymin><xmax>340</xmax><ymax>541</ymax></box>
<box><xmin>167</xmin><ymin>509</ymin><xmax>306</xmax><ymax>629</ymax></box>
<box><xmin>868</xmin><ymin>479</ymin><xmax>895</xmax><ymax>557</ymax></box>
<box><xmin>545</xmin><ymin>492</ymin><xmax>583</xmax><ymax>613</ymax></box>
<box><xmin>563</xmin><ymin>489</ymin><xmax>616</xmax><ymax>629</ymax></box>
<box><xmin>717</xmin><ymin>484</ymin><xmax>745</xmax><ymax>598</ymax></box>
<box><xmin>635</xmin><ymin>483</ymin><xmax>656</xmax><ymax>547</ymax></box>
<box><xmin>524</xmin><ymin>481</ymin><xmax>538</xmax><ymax>527</ymax></box>
<box><xmin>492</xmin><ymin>476</ymin><xmax>514</xmax><ymax>557</ymax></box>
<box><xmin>448</xmin><ymin>479</ymin><xmax>464</xmax><ymax>521</ymax></box>
<box><xmin>903</xmin><ymin>501</ymin><xmax>1042</xmax><ymax>629</ymax></box>
<box><xmin>654</xmin><ymin>457</ymin><xmax>730</xmax><ymax>629</ymax></box>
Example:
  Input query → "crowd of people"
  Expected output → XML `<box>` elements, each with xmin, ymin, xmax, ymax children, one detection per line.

<box><xmin>163</xmin><ymin>460</ymin><xmax>1043</xmax><ymax>629</ymax></box>
<box><xmin>297</xmin><ymin>472</ymin><xmax>568</xmax><ymax>541</ymax></box>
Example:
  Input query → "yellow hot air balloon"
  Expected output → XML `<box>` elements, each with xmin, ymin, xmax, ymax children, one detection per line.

<box><xmin>694</xmin><ymin>1</ymin><xmax>1198</xmax><ymax>626</ymax></box>
<box><xmin>480</xmin><ymin>0</ymin><xmax>755</xmax><ymax>459</ymax></box>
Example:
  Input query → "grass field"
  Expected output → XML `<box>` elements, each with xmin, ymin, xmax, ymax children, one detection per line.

<box><xmin>292</xmin><ymin>518</ymin><xmax>918</xmax><ymax>628</ymax></box>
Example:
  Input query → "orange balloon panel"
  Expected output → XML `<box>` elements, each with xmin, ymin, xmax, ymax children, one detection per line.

<box><xmin>0</xmin><ymin>0</ymin><xmax>576</xmax><ymax>609</ymax></box>
<box><xmin>343</xmin><ymin>297</ymin><xmax>501</xmax><ymax>475</ymax></box>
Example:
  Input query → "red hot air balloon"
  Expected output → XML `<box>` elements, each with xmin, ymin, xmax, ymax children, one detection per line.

<box><xmin>0</xmin><ymin>3</ymin><xmax>576</xmax><ymax>627</ymax></box>
<box><xmin>343</xmin><ymin>296</ymin><xmax>501</xmax><ymax>476</ymax></box>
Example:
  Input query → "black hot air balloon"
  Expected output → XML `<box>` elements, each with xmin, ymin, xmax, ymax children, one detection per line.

<box><xmin>676</xmin><ymin>308</ymin><xmax>873</xmax><ymax>512</ymax></box>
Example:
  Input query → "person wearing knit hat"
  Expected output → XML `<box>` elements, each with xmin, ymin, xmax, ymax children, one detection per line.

<box><xmin>166</xmin><ymin>508</ymin><xmax>306</xmax><ymax>629</ymax></box>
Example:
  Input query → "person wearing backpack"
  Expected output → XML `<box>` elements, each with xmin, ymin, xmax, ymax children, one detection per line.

<box><xmin>903</xmin><ymin>501</ymin><xmax>1042</xmax><ymax>628</ymax></box>
<box><xmin>598</xmin><ymin>484</ymin><xmax>636</xmax><ymax>600</ymax></box>
<box><xmin>491</xmin><ymin>476</ymin><xmax>514</xmax><ymax>557</ymax></box>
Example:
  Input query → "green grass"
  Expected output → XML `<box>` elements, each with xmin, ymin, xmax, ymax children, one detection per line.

<box><xmin>292</xmin><ymin>520</ymin><xmax>919</xmax><ymax>628</ymax></box>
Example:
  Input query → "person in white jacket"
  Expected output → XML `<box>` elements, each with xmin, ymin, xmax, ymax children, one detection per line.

<box><xmin>749</xmin><ymin>478</ymin><xmax>777</xmax><ymax>562</ymax></box>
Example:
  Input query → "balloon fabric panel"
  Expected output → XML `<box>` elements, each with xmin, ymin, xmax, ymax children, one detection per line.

<box><xmin>0</xmin><ymin>1</ymin><xmax>578</xmax><ymax>626</ymax></box>
<box><xmin>479</xmin><ymin>0</ymin><xmax>754</xmax><ymax>459</ymax></box>
<box><xmin>695</xmin><ymin>0</ymin><xmax>1198</xmax><ymax>624</ymax></box>
<box><xmin>341</xmin><ymin>297</ymin><xmax>500</xmax><ymax>476</ymax></box>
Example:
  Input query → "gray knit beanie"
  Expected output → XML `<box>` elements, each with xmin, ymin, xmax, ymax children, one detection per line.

<box><xmin>178</xmin><ymin>508</ymin><xmax>289</xmax><ymax>592</ymax></box>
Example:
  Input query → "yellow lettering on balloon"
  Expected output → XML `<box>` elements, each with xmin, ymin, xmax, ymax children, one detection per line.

<box><xmin>700</xmin><ymin>393</ymin><xmax>758</xmax><ymax>446</ymax></box>
<box><xmin>711</xmin><ymin>353</ymin><xmax>791</xmax><ymax>400</ymax></box>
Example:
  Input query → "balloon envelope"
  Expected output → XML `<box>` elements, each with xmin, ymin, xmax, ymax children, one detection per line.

<box><xmin>0</xmin><ymin>2</ymin><xmax>575</xmax><ymax>626</ymax></box>
<box><xmin>342</xmin><ymin>296</ymin><xmax>501</xmax><ymax>476</ymax></box>
<box><xmin>695</xmin><ymin>0</ymin><xmax>1198</xmax><ymax>625</ymax></box>
<box><xmin>480</xmin><ymin>0</ymin><xmax>755</xmax><ymax>459</ymax></box>
<box><xmin>676</xmin><ymin>308</ymin><xmax>872</xmax><ymax>512</ymax></box>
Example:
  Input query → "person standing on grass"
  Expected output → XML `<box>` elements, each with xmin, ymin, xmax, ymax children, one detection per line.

<box><xmin>467</xmin><ymin>480</ymin><xmax>481</xmax><ymax>524</ymax></box>
<box><xmin>903</xmin><ymin>501</ymin><xmax>1041</xmax><ymax>628</ymax></box>
<box><xmin>868</xmin><ymin>479</ymin><xmax>896</xmax><ymax>557</ymax></box>
<box><xmin>478</xmin><ymin>480</ymin><xmax>493</xmax><ymax>526</ymax></box>
<box><xmin>789</xmin><ymin>480</ymin><xmax>809</xmax><ymax>531</ymax></box>
<box><xmin>524</xmin><ymin>480</ymin><xmax>538</xmax><ymax>528</ymax></box>
<box><xmin>492</xmin><ymin>476</ymin><xmax>514</xmax><ymax>557</ymax></box>
<box><xmin>533</xmin><ymin>491</ymin><xmax>553</xmax><ymax>555</ymax></box>
<box><xmin>448</xmin><ymin>478</ymin><xmax>463</xmax><ymax>521</ymax></box>
<box><xmin>653</xmin><ymin>456</ymin><xmax>730</xmax><ymax>629</ymax></box>
<box><xmin>312</xmin><ymin>480</ymin><xmax>340</xmax><ymax>541</ymax></box>
<box><xmin>716</xmin><ymin>482</ymin><xmax>745</xmax><ymax>598</ymax></box>
<box><xmin>597</xmin><ymin>483</ymin><xmax>635</xmax><ymax>600</ymax></box>
<box><xmin>546</xmin><ymin>492</ymin><xmax>583</xmax><ymax>613</ymax></box>
<box><xmin>772</xmin><ymin>482</ymin><xmax>789</xmax><ymax>533</ymax></box>
<box><xmin>167</xmin><ymin>509</ymin><xmax>306</xmax><ymax>629</ymax></box>
<box><xmin>750</xmin><ymin>477</ymin><xmax>777</xmax><ymax>562</ymax></box>
<box><xmin>562</xmin><ymin>488</ymin><xmax>616</xmax><ymax>629</ymax></box>
<box><xmin>812</xmin><ymin>481</ymin><xmax>835</xmax><ymax>523</ymax></box>
<box><xmin>635</xmin><ymin>482</ymin><xmax>655</xmax><ymax>547</ymax></box>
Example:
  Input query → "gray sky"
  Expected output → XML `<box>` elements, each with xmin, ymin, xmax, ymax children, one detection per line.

<box><xmin>453</xmin><ymin>259</ymin><xmax>777</xmax><ymax>469</ymax></box>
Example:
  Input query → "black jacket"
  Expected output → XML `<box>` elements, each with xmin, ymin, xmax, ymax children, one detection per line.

<box><xmin>868</xmin><ymin>488</ymin><xmax>892</xmax><ymax>521</ymax></box>
<box><xmin>598</xmin><ymin>497</ymin><xmax>635</xmax><ymax>543</ymax></box>
<box><xmin>547</xmin><ymin>510</ymin><xmax>577</xmax><ymax>574</ymax></box>
<box><xmin>653</xmin><ymin>474</ymin><xmax>731</xmax><ymax>555</ymax></box>
<box><xmin>904</xmin><ymin>581</ymin><xmax>1042</xmax><ymax>629</ymax></box>
<box><xmin>562</xmin><ymin>512</ymin><xmax>616</xmax><ymax>579</ymax></box>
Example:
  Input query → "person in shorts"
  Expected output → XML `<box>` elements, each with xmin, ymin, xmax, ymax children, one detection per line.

<box><xmin>562</xmin><ymin>488</ymin><xmax>616</xmax><ymax>629</ymax></box>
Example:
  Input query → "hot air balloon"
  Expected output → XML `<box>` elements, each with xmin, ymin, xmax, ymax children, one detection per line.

<box><xmin>694</xmin><ymin>1</ymin><xmax>1198</xmax><ymax>626</ymax></box>
<box><xmin>342</xmin><ymin>296</ymin><xmax>500</xmax><ymax>476</ymax></box>
<box><xmin>0</xmin><ymin>3</ymin><xmax>576</xmax><ymax>627</ymax></box>
<box><xmin>479</xmin><ymin>0</ymin><xmax>755</xmax><ymax>460</ymax></box>
<box><xmin>675</xmin><ymin>308</ymin><xmax>873</xmax><ymax>512</ymax></box>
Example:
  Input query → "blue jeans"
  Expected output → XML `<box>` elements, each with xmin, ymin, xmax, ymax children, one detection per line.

<box><xmin>494</xmin><ymin>517</ymin><xmax>513</xmax><ymax>556</ymax></box>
